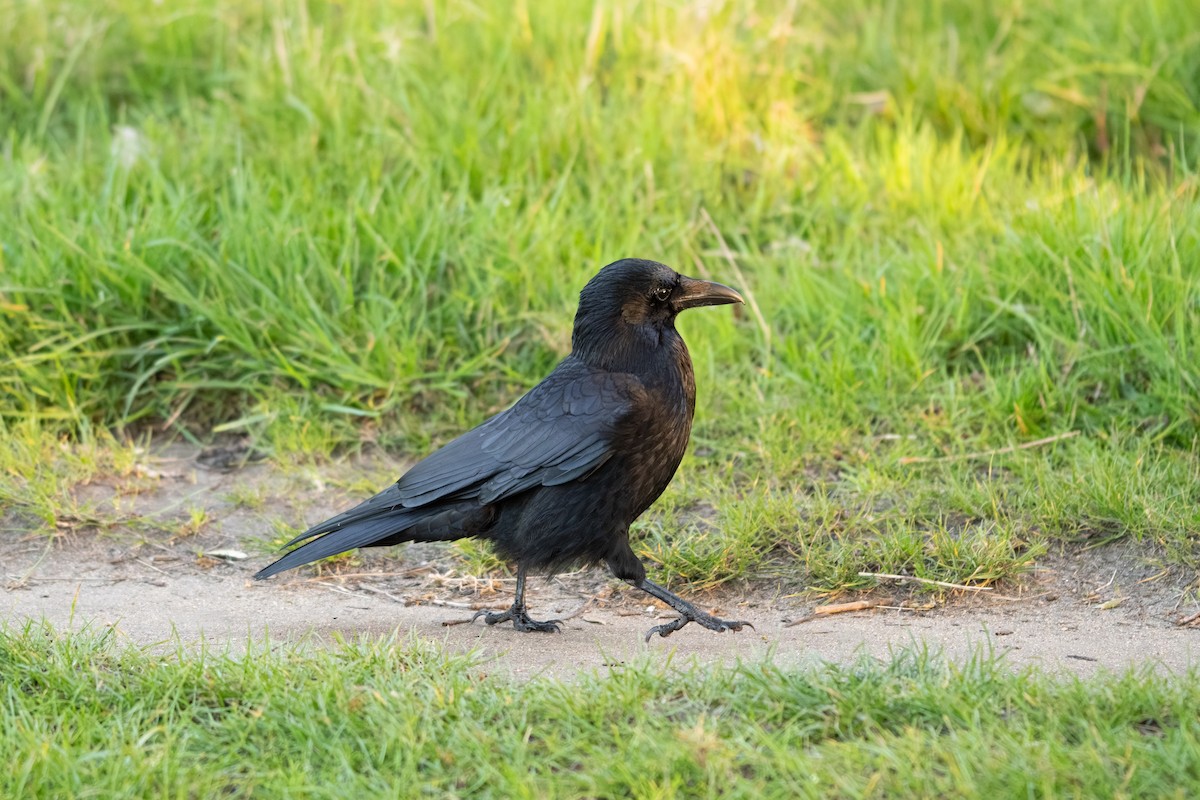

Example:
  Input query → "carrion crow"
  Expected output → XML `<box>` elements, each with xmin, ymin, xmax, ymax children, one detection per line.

<box><xmin>255</xmin><ymin>258</ymin><xmax>751</xmax><ymax>640</ymax></box>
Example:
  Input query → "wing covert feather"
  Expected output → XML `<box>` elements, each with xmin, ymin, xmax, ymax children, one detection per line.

<box><xmin>395</xmin><ymin>358</ymin><xmax>640</xmax><ymax>508</ymax></box>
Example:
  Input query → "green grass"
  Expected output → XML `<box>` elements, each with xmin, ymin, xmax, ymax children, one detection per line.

<box><xmin>2</xmin><ymin>623</ymin><xmax>1198</xmax><ymax>798</ymax></box>
<box><xmin>2</xmin><ymin>0</ymin><xmax>1199</xmax><ymax>589</ymax></box>
<box><xmin>4</xmin><ymin>6</ymin><xmax>1197</xmax><ymax>794</ymax></box>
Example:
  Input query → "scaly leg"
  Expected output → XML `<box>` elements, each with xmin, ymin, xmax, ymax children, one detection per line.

<box><xmin>632</xmin><ymin>578</ymin><xmax>752</xmax><ymax>642</ymax></box>
<box><xmin>471</xmin><ymin>565</ymin><xmax>561</xmax><ymax>633</ymax></box>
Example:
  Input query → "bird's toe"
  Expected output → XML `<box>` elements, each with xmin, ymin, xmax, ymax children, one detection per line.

<box><xmin>643</xmin><ymin>617</ymin><xmax>688</xmax><ymax>642</ymax></box>
<box><xmin>645</xmin><ymin>612</ymin><xmax>752</xmax><ymax>640</ymax></box>
<box><xmin>512</xmin><ymin>614</ymin><xmax>562</xmax><ymax>633</ymax></box>
<box><xmin>471</xmin><ymin>607</ymin><xmax>515</xmax><ymax>627</ymax></box>
<box><xmin>470</xmin><ymin>605</ymin><xmax>561</xmax><ymax>632</ymax></box>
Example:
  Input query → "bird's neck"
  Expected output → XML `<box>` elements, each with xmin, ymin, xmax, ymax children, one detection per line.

<box><xmin>573</xmin><ymin>325</ymin><xmax>695</xmax><ymax>407</ymax></box>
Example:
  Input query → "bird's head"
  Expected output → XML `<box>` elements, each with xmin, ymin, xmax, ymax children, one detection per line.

<box><xmin>572</xmin><ymin>258</ymin><xmax>743</xmax><ymax>369</ymax></box>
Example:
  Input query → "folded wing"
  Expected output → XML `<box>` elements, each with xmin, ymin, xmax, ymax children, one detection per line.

<box><xmin>254</xmin><ymin>357</ymin><xmax>641</xmax><ymax>578</ymax></box>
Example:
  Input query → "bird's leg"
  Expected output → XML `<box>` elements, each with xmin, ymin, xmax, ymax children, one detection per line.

<box><xmin>632</xmin><ymin>578</ymin><xmax>752</xmax><ymax>642</ymax></box>
<box><xmin>471</xmin><ymin>565</ymin><xmax>562</xmax><ymax>633</ymax></box>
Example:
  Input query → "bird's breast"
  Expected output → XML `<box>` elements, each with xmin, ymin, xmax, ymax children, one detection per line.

<box><xmin>612</xmin><ymin>375</ymin><xmax>694</xmax><ymax>522</ymax></box>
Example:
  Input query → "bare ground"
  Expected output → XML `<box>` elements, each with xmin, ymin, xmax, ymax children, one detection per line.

<box><xmin>3</xmin><ymin>445</ymin><xmax>1198</xmax><ymax>679</ymax></box>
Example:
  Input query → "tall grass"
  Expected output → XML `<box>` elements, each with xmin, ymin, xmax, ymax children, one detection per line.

<box><xmin>2</xmin><ymin>0</ymin><xmax>1198</xmax><ymax>581</ymax></box>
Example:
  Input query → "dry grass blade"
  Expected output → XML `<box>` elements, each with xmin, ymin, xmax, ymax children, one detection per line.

<box><xmin>899</xmin><ymin>431</ymin><xmax>1081</xmax><ymax>464</ymax></box>
<box><xmin>816</xmin><ymin>598</ymin><xmax>892</xmax><ymax>615</ymax></box>
<box><xmin>700</xmin><ymin>207</ymin><xmax>772</xmax><ymax>354</ymax></box>
<box><xmin>859</xmin><ymin>572</ymin><xmax>994</xmax><ymax>593</ymax></box>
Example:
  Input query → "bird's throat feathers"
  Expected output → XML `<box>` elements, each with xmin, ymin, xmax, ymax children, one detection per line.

<box><xmin>572</xmin><ymin>312</ymin><xmax>691</xmax><ymax>381</ymax></box>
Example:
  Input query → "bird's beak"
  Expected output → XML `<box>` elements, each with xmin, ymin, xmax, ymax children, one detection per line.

<box><xmin>674</xmin><ymin>276</ymin><xmax>745</xmax><ymax>310</ymax></box>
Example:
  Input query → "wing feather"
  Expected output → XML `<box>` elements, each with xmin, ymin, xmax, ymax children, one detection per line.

<box><xmin>394</xmin><ymin>357</ymin><xmax>639</xmax><ymax>508</ymax></box>
<box><xmin>255</xmin><ymin>357</ymin><xmax>642</xmax><ymax>580</ymax></box>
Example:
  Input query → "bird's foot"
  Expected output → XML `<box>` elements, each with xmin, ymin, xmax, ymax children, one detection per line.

<box><xmin>471</xmin><ymin>605</ymin><xmax>562</xmax><ymax>633</ymax></box>
<box><xmin>643</xmin><ymin>608</ymin><xmax>752</xmax><ymax>642</ymax></box>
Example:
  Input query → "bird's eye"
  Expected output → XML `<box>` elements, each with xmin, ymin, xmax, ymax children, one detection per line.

<box><xmin>653</xmin><ymin>285</ymin><xmax>671</xmax><ymax>302</ymax></box>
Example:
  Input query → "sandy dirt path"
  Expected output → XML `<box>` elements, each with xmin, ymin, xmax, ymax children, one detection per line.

<box><xmin>3</xmin><ymin>447</ymin><xmax>1197</xmax><ymax>678</ymax></box>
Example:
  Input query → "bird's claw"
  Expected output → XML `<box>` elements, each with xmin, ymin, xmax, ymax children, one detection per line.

<box><xmin>470</xmin><ymin>606</ymin><xmax>562</xmax><ymax>633</ymax></box>
<box><xmin>643</xmin><ymin>612</ymin><xmax>752</xmax><ymax>642</ymax></box>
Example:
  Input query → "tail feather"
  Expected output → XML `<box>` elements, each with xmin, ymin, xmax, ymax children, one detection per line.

<box><xmin>254</xmin><ymin>514</ymin><xmax>418</xmax><ymax>579</ymax></box>
<box><xmin>278</xmin><ymin>484</ymin><xmax>406</xmax><ymax>549</ymax></box>
<box><xmin>254</xmin><ymin>500</ymin><xmax>495</xmax><ymax>580</ymax></box>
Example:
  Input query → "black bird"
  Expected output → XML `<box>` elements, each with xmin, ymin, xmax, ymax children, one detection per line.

<box><xmin>255</xmin><ymin>258</ymin><xmax>751</xmax><ymax>640</ymax></box>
